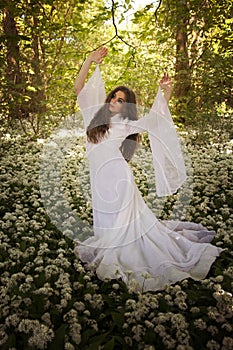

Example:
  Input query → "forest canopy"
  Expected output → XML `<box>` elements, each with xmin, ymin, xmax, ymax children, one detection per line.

<box><xmin>0</xmin><ymin>0</ymin><xmax>232</xmax><ymax>139</ymax></box>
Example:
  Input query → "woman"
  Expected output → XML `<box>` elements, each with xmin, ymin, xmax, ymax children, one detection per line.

<box><xmin>74</xmin><ymin>47</ymin><xmax>222</xmax><ymax>292</ymax></box>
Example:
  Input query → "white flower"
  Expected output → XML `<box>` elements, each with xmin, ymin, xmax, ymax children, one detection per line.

<box><xmin>41</xmin><ymin>313</ymin><xmax>51</xmax><ymax>326</ymax></box>
<box><xmin>5</xmin><ymin>314</ymin><xmax>21</xmax><ymax>327</ymax></box>
<box><xmin>194</xmin><ymin>318</ymin><xmax>207</xmax><ymax>330</ymax></box>
<box><xmin>69</xmin><ymin>323</ymin><xmax>82</xmax><ymax>344</ymax></box>
<box><xmin>84</xmin><ymin>293</ymin><xmax>92</xmax><ymax>302</ymax></box>
<box><xmin>132</xmin><ymin>324</ymin><xmax>145</xmax><ymax>342</ymax></box>
<box><xmin>28</xmin><ymin>326</ymin><xmax>54</xmax><ymax>348</ymax></box>
<box><xmin>207</xmin><ymin>325</ymin><xmax>219</xmax><ymax>336</ymax></box>
<box><xmin>222</xmin><ymin>337</ymin><xmax>233</xmax><ymax>350</ymax></box>
<box><xmin>190</xmin><ymin>307</ymin><xmax>200</xmax><ymax>313</ymax></box>
<box><xmin>126</xmin><ymin>299</ymin><xmax>137</xmax><ymax>309</ymax></box>
<box><xmin>124</xmin><ymin>336</ymin><xmax>133</xmax><ymax>346</ymax></box>
<box><xmin>176</xmin><ymin>329</ymin><xmax>190</xmax><ymax>345</ymax></box>
<box><xmin>65</xmin><ymin>342</ymin><xmax>75</xmax><ymax>350</ymax></box>
<box><xmin>87</xmin><ymin>319</ymin><xmax>98</xmax><ymax>331</ymax></box>
<box><xmin>144</xmin><ymin>320</ymin><xmax>154</xmax><ymax>328</ymax></box>
<box><xmin>171</xmin><ymin>314</ymin><xmax>188</xmax><ymax>329</ymax></box>
<box><xmin>222</xmin><ymin>323</ymin><xmax>232</xmax><ymax>332</ymax></box>
<box><xmin>154</xmin><ymin>324</ymin><xmax>166</xmax><ymax>337</ymax></box>
<box><xmin>176</xmin><ymin>346</ymin><xmax>193</xmax><ymax>350</ymax></box>
<box><xmin>112</xmin><ymin>283</ymin><xmax>120</xmax><ymax>290</ymax></box>
<box><xmin>206</xmin><ymin>339</ymin><xmax>220</xmax><ymax>350</ymax></box>
<box><xmin>74</xmin><ymin>301</ymin><xmax>85</xmax><ymax>312</ymax></box>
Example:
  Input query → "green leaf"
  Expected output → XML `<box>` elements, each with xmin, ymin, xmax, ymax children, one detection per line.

<box><xmin>111</xmin><ymin>311</ymin><xmax>124</xmax><ymax>328</ymax></box>
<box><xmin>26</xmin><ymin>86</ymin><xmax>37</xmax><ymax>92</ymax></box>
<box><xmin>104</xmin><ymin>337</ymin><xmax>115</xmax><ymax>350</ymax></box>
<box><xmin>48</xmin><ymin>324</ymin><xmax>67</xmax><ymax>350</ymax></box>
<box><xmin>85</xmin><ymin>332</ymin><xmax>109</xmax><ymax>350</ymax></box>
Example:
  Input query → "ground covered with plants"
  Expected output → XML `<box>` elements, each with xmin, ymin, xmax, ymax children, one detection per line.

<box><xmin>0</xmin><ymin>131</ymin><xmax>232</xmax><ymax>350</ymax></box>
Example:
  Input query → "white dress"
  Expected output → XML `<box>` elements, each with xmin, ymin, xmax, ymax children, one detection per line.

<box><xmin>75</xmin><ymin>65</ymin><xmax>222</xmax><ymax>292</ymax></box>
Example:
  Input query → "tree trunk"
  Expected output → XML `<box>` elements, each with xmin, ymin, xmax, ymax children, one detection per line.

<box><xmin>2</xmin><ymin>1</ymin><xmax>25</xmax><ymax>120</ymax></box>
<box><xmin>30</xmin><ymin>7</ymin><xmax>46</xmax><ymax>117</ymax></box>
<box><xmin>174</xmin><ymin>2</ymin><xmax>191</xmax><ymax>100</ymax></box>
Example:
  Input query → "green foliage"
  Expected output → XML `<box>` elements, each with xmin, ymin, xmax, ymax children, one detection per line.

<box><xmin>0</xmin><ymin>0</ymin><xmax>232</xmax><ymax>137</ymax></box>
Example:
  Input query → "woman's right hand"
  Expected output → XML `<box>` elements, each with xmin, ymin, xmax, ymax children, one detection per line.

<box><xmin>74</xmin><ymin>46</ymin><xmax>108</xmax><ymax>95</ymax></box>
<box><xmin>89</xmin><ymin>47</ymin><xmax>108</xmax><ymax>64</ymax></box>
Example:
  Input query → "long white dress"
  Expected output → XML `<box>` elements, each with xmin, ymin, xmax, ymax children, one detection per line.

<box><xmin>75</xmin><ymin>65</ymin><xmax>222</xmax><ymax>292</ymax></box>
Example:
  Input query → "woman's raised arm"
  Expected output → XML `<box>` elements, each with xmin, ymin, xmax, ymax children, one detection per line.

<box><xmin>74</xmin><ymin>47</ymin><xmax>108</xmax><ymax>96</ymax></box>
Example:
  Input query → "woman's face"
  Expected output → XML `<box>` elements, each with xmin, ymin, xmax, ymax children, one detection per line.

<box><xmin>109</xmin><ymin>90</ymin><xmax>126</xmax><ymax>114</ymax></box>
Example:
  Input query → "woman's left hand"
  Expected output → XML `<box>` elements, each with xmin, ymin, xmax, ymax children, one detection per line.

<box><xmin>160</xmin><ymin>72</ymin><xmax>172</xmax><ymax>92</ymax></box>
<box><xmin>159</xmin><ymin>72</ymin><xmax>172</xmax><ymax>102</ymax></box>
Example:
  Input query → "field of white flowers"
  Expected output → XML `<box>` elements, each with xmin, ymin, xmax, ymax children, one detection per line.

<box><xmin>0</xmin><ymin>131</ymin><xmax>232</xmax><ymax>350</ymax></box>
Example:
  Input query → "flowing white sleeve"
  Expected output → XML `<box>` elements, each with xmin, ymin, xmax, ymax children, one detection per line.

<box><xmin>127</xmin><ymin>88</ymin><xmax>187</xmax><ymax>197</ymax></box>
<box><xmin>77</xmin><ymin>65</ymin><xmax>106</xmax><ymax>130</ymax></box>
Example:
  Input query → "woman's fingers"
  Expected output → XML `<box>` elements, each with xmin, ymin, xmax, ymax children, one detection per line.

<box><xmin>90</xmin><ymin>47</ymin><xmax>107</xmax><ymax>63</ymax></box>
<box><xmin>93</xmin><ymin>46</ymin><xmax>108</xmax><ymax>63</ymax></box>
<box><xmin>97</xmin><ymin>46</ymin><xmax>108</xmax><ymax>58</ymax></box>
<box><xmin>161</xmin><ymin>72</ymin><xmax>169</xmax><ymax>81</ymax></box>
<box><xmin>159</xmin><ymin>71</ymin><xmax>172</xmax><ymax>91</ymax></box>
<box><xmin>160</xmin><ymin>72</ymin><xmax>172</xmax><ymax>85</ymax></box>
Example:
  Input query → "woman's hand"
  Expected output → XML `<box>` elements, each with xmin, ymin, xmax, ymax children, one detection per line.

<box><xmin>159</xmin><ymin>72</ymin><xmax>172</xmax><ymax>103</ymax></box>
<box><xmin>159</xmin><ymin>72</ymin><xmax>172</xmax><ymax>91</ymax></box>
<box><xmin>89</xmin><ymin>46</ymin><xmax>108</xmax><ymax>64</ymax></box>
<box><xmin>74</xmin><ymin>47</ymin><xmax>108</xmax><ymax>95</ymax></box>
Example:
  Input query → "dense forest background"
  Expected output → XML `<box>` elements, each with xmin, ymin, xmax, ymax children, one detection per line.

<box><xmin>1</xmin><ymin>0</ymin><xmax>232</xmax><ymax>139</ymax></box>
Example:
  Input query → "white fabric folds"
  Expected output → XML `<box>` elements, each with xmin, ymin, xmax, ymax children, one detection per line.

<box><xmin>78</xmin><ymin>65</ymin><xmax>106</xmax><ymax>130</ymax></box>
<box><xmin>76</xmin><ymin>65</ymin><xmax>222</xmax><ymax>292</ymax></box>
<box><xmin>149</xmin><ymin>89</ymin><xmax>187</xmax><ymax>196</ymax></box>
<box><xmin>78</xmin><ymin>65</ymin><xmax>186</xmax><ymax>197</ymax></box>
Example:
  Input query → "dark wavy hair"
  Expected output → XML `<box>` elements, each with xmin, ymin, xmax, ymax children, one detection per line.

<box><xmin>86</xmin><ymin>86</ymin><xmax>140</xmax><ymax>161</ymax></box>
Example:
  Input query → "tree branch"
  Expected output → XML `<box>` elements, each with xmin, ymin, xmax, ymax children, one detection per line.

<box><xmin>76</xmin><ymin>1</ymin><xmax>138</xmax><ymax>78</ymax></box>
<box><xmin>111</xmin><ymin>0</ymin><xmax>135</xmax><ymax>49</ymax></box>
<box><xmin>154</xmin><ymin>0</ymin><xmax>162</xmax><ymax>19</ymax></box>
<box><xmin>111</xmin><ymin>0</ymin><xmax>119</xmax><ymax>36</ymax></box>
